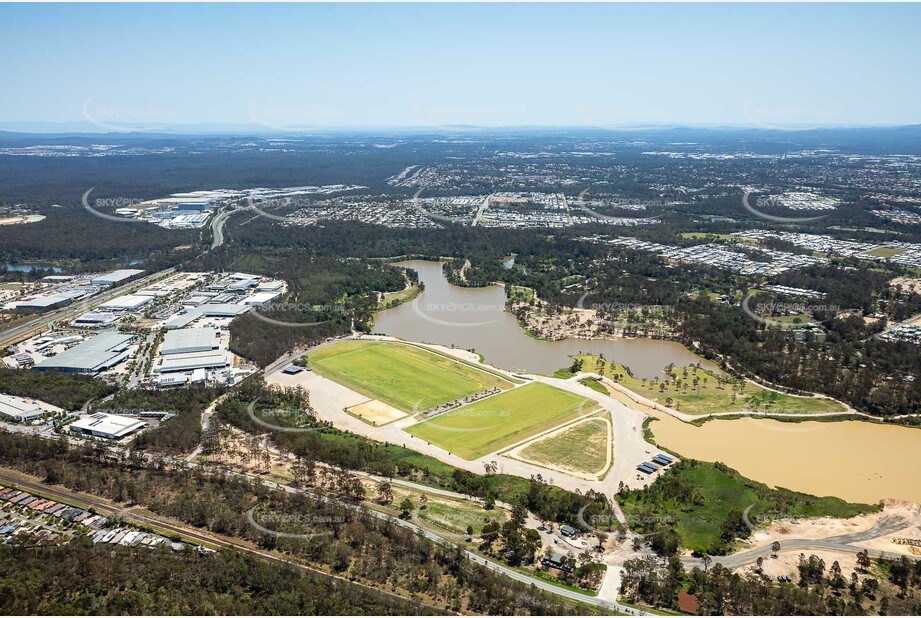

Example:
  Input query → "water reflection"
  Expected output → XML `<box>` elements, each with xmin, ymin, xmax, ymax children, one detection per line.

<box><xmin>375</xmin><ymin>260</ymin><xmax>717</xmax><ymax>380</ymax></box>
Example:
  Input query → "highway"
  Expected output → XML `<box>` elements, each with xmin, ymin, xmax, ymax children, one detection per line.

<box><xmin>0</xmin><ymin>268</ymin><xmax>176</xmax><ymax>349</ymax></box>
<box><xmin>1</xmin><ymin>205</ymin><xmax>233</xmax><ymax>350</ymax></box>
<box><xmin>210</xmin><ymin>208</ymin><xmax>232</xmax><ymax>249</ymax></box>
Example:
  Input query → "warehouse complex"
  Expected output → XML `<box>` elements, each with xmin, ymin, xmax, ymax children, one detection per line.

<box><xmin>34</xmin><ymin>331</ymin><xmax>135</xmax><ymax>374</ymax></box>
<box><xmin>163</xmin><ymin>303</ymin><xmax>250</xmax><ymax>329</ymax></box>
<box><xmin>6</xmin><ymin>270</ymin><xmax>283</xmax><ymax>390</ymax></box>
<box><xmin>155</xmin><ymin>350</ymin><xmax>230</xmax><ymax>374</ymax></box>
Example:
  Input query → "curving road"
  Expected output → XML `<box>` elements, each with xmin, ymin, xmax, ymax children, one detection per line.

<box><xmin>210</xmin><ymin>208</ymin><xmax>232</xmax><ymax>249</ymax></box>
<box><xmin>686</xmin><ymin>510</ymin><xmax>918</xmax><ymax>571</ymax></box>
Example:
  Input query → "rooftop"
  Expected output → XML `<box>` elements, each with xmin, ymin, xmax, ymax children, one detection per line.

<box><xmin>0</xmin><ymin>394</ymin><xmax>44</xmax><ymax>420</ymax></box>
<box><xmin>35</xmin><ymin>331</ymin><xmax>134</xmax><ymax>373</ymax></box>
<box><xmin>70</xmin><ymin>412</ymin><xmax>146</xmax><ymax>438</ymax></box>
<box><xmin>160</xmin><ymin>327</ymin><xmax>219</xmax><ymax>355</ymax></box>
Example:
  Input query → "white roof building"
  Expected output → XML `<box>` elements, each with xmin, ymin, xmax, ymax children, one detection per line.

<box><xmin>162</xmin><ymin>304</ymin><xmax>250</xmax><ymax>329</ymax></box>
<box><xmin>160</xmin><ymin>327</ymin><xmax>220</xmax><ymax>355</ymax></box>
<box><xmin>97</xmin><ymin>294</ymin><xmax>153</xmax><ymax>312</ymax></box>
<box><xmin>69</xmin><ymin>413</ymin><xmax>147</xmax><ymax>440</ymax></box>
<box><xmin>240</xmin><ymin>291</ymin><xmax>281</xmax><ymax>306</ymax></box>
<box><xmin>155</xmin><ymin>350</ymin><xmax>230</xmax><ymax>374</ymax></box>
<box><xmin>0</xmin><ymin>394</ymin><xmax>46</xmax><ymax>422</ymax></box>
<box><xmin>91</xmin><ymin>269</ymin><xmax>145</xmax><ymax>287</ymax></box>
<box><xmin>35</xmin><ymin>331</ymin><xmax>135</xmax><ymax>374</ymax></box>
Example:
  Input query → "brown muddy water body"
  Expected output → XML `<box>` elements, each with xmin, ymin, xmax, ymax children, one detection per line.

<box><xmin>648</xmin><ymin>412</ymin><xmax>921</xmax><ymax>504</ymax></box>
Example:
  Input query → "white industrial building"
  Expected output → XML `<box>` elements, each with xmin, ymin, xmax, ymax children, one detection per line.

<box><xmin>240</xmin><ymin>291</ymin><xmax>281</xmax><ymax>306</ymax></box>
<box><xmin>0</xmin><ymin>394</ymin><xmax>46</xmax><ymax>423</ymax></box>
<box><xmin>163</xmin><ymin>304</ymin><xmax>250</xmax><ymax>329</ymax></box>
<box><xmin>155</xmin><ymin>368</ymin><xmax>207</xmax><ymax>387</ymax></box>
<box><xmin>69</xmin><ymin>413</ymin><xmax>147</xmax><ymax>440</ymax></box>
<box><xmin>35</xmin><ymin>331</ymin><xmax>135</xmax><ymax>374</ymax></box>
<box><xmin>14</xmin><ymin>288</ymin><xmax>89</xmax><ymax>311</ymax></box>
<box><xmin>159</xmin><ymin>327</ymin><xmax>220</xmax><ymax>355</ymax></box>
<box><xmin>257</xmin><ymin>280</ymin><xmax>285</xmax><ymax>292</ymax></box>
<box><xmin>155</xmin><ymin>350</ymin><xmax>230</xmax><ymax>374</ymax></box>
<box><xmin>71</xmin><ymin>311</ymin><xmax>121</xmax><ymax>328</ymax></box>
<box><xmin>91</xmin><ymin>269</ymin><xmax>145</xmax><ymax>287</ymax></box>
<box><xmin>97</xmin><ymin>293</ymin><xmax>153</xmax><ymax>312</ymax></box>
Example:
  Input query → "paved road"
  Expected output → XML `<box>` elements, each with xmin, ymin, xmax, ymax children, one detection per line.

<box><xmin>210</xmin><ymin>208</ymin><xmax>232</xmax><ymax>249</ymax></box>
<box><xmin>0</xmin><ymin>468</ymin><xmax>442</xmax><ymax>613</ymax></box>
<box><xmin>686</xmin><ymin>510</ymin><xmax>919</xmax><ymax>571</ymax></box>
<box><xmin>251</xmin><ymin>473</ymin><xmax>640</xmax><ymax>614</ymax></box>
<box><xmin>471</xmin><ymin>194</ymin><xmax>490</xmax><ymax>227</ymax></box>
<box><xmin>0</xmin><ymin>268</ymin><xmax>176</xmax><ymax>348</ymax></box>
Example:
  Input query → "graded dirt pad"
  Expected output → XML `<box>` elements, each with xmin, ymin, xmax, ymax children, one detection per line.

<box><xmin>744</xmin><ymin>501</ymin><xmax>921</xmax><ymax>559</ymax></box>
<box><xmin>347</xmin><ymin>399</ymin><xmax>408</xmax><ymax>426</ymax></box>
<box><xmin>749</xmin><ymin>550</ymin><xmax>860</xmax><ymax>580</ymax></box>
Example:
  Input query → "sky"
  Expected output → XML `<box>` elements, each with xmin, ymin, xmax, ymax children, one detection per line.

<box><xmin>1</xmin><ymin>3</ymin><xmax>920</xmax><ymax>130</ymax></box>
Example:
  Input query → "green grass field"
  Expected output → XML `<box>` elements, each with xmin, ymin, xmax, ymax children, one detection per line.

<box><xmin>619</xmin><ymin>459</ymin><xmax>878</xmax><ymax>554</ymax></box>
<box><xmin>578</xmin><ymin>377</ymin><xmax>609</xmax><ymax>395</ymax></box>
<box><xmin>309</xmin><ymin>340</ymin><xmax>510</xmax><ymax>412</ymax></box>
<box><xmin>507</xmin><ymin>285</ymin><xmax>535</xmax><ymax>302</ymax></box>
<box><xmin>579</xmin><ymin>355</ymin><xmax>846</xmax><ymax>415</ymax></box>
<box><xmin>407</xmin><ymin>382</ymin><xmax>596</xmax><ymax>460</ymax></box>
<box><xmin>865</xmin><ymin>246</ymin><xmax>905</xmax><ymax>258</ymax></box>
<box><xmin>417</xmin><ymin>499</ymin><xmax>507</xmax><ymax>536</ymax></box>
<box><xmin>518</xmin><ymin>418</ymin><xmax>610</xmax><ymax>476</ymax></box>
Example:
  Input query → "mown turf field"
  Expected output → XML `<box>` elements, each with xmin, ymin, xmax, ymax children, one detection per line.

<box><xmin>406</xmin><ymin>382</ymin><xmax>595</xmax><ymax>460</ymax></box>
<box><xmin>308</xmin><ymin>340</ymin><xmax>509</xmax><ymax>412</ymax></box>
<box><xmin>518</xmin><ymin>417</ymin><xmax>610</xmax><ymax>476</ymax></box>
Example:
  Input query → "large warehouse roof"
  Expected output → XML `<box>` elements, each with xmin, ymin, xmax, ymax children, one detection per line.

<box><xmin>160</xmin><ymin>327</ymin><xmax>219</xmax><ymax>355</ymax></box>
<box><xmin>14</xmin><ymin>288</ymin><xmax>89</xmax><ymax>310</ymax></box>
<box><xmin>91</xmin><ymin>269</ymin><xmax>144</xmax><ymax>286</ymax></box>
<box><xmin>156</xmin><ymin>350</ymin><xmax>229</xmax><ymax>373</ymax></box>
<box><xmin>240</xmin><ymin>291</ymin><xmax>281</xmax><ymax>306</ymax></box>
<box><xmin>69</xmin><ymin>413</ymin><xmax>146</xmax><ymax>440</ymax></box>
<box><xmin>0</xmin><ymin>394</ymin><xmax>45</xmax><ymax>422</ymax></box>
<box><xmin>35</xmin><ymin>331</ymin><xmax>134</xmax><ymax>373</ymax></box>
<box><xmin>163</xmin><ymin>304</ymin><xmax>250</xmax><ymax>329</ymax></box>
<box><xmin>97</xmin><ymin>293</ymin><xmax>153</xmax><ymax>312</ymax></box>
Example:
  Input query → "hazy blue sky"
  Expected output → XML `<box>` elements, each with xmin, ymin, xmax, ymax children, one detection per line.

<box><xmin>2</xmin><ymin>3</ymin><xmax>919</xmax><ymax>129</ymax></box>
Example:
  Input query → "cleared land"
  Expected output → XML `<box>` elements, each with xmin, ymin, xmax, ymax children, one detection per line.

<box><xmin>407</xmin><ymin>382</ymin><xmax>595</xmax><ymax>460</ymax></box>
<box><xmin>866</xmin><ymin>246</ymin><xmax>905</xmax><ymax>258</ymax></box>
<box><xmin>579</xmin><ymin>355</ymin><xmax>847</xmax><ymax>415</ymax></box>
<box><xmin>619</xmin><ymin>460</ymin><xmax>878</xmax><ymax>554</ymax></box>
<box><xmin>309</xmin><ymin>340</ymin><xmax>510</xmax><ymax>412</ymax></box>
<box><xmin>346</xmin><ymin>399</ymin><xmax>408</xmax><ymax>426</ymax></box>
<box><xmin>517</xmin><ymin>417</ymin><xmax>610</xmax><ymax>477</ymax></box>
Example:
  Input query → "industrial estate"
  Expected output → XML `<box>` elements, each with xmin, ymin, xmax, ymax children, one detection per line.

<box><xmin>3</xmin><ymin>3</ymin><xmax>921</xmax><ymax>616</ymax></box>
